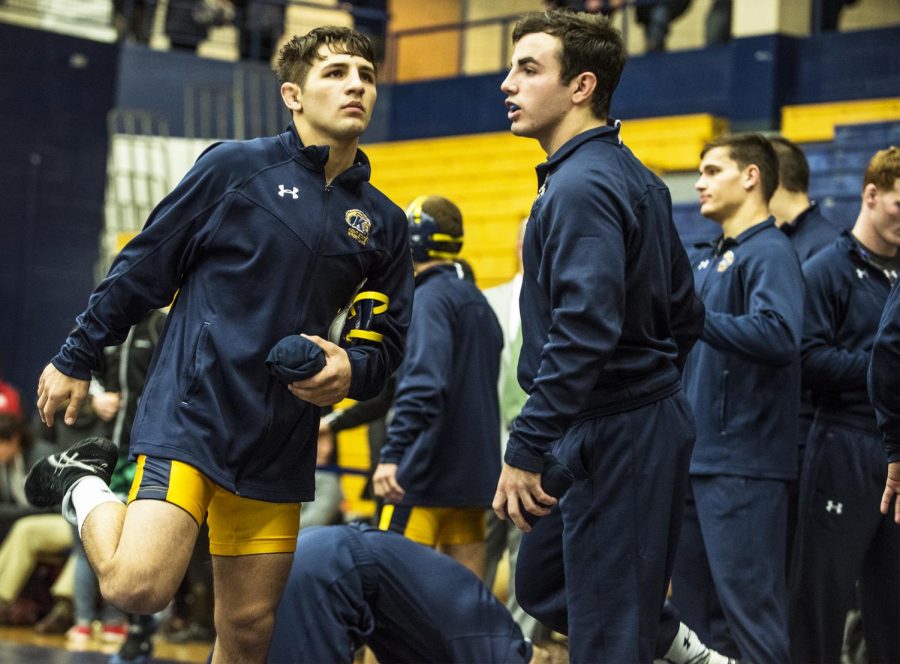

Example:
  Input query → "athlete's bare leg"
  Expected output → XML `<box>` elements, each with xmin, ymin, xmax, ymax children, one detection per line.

<box><xmin>82</xmin><ymin>500</ymin><xmax>199</xmax><ymax>613</ymax></box>
<box><xmin>442</xmin><ymin>541</ymin><xmax>486</xmax><ymax>580</ymax></box>
<box><xmin>210</xmin><ymin>552</ymin><xmax>294</xmax><ymax>664</ymax></box>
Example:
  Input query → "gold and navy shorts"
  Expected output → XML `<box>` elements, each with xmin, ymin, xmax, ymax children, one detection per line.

<box><xmin>378</xmin><ymin>504</ymin><xmax>487</xmax><ymax>547</ymax></box>
<box><xmin>128</xmin><ymin>455</ymin><xmax>301</xmax><ymax>557</ymax></box>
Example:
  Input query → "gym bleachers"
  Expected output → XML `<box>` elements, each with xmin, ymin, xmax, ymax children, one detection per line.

<box><xmin>363</xmin><ymin>113</ymin><xmax>727</xmax><ymax>287</ymax></box>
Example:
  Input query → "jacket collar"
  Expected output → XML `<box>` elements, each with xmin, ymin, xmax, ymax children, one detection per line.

<box><xmin>535</xmin><ymin>120</ymin><xmax>622</xmax><ymax>185</ymax></box>
<box><xmin>414</xmin><ymin>262</ymin><xmax>458</xmax><ymax>288</ymax></box>
<box><xmin>277</xmin><ymin>124</ymin><xmax>372</xmax><ymax>187</ymax></box>
<box><xmin>780</xmin><ymin>201</ymin><xmax>819</xmax><ymax>237</ymax></box>
<box><xmin>695</xmin><ymin>217</ymin><xmax>778</xmax><ymax>254</ymax></box>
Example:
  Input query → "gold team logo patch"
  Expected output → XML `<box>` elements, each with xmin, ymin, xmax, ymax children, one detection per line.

<box><xmin>345</xmin><ymin>209</ymin><xmax>372</xmax><ymax>246</ymax></box>
<box><xmin>717</xmin><ymin>249</ymin><xmax>735</xmax><ymax>273</ymax></box>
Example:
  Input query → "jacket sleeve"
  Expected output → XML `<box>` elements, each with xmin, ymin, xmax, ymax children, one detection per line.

<box><xmin>669</xmin><ymin>221</ymin><xmax>705</xmax><ymax>372</ymax></box>
<box><xmin>702</xmin><ymin>240</ymin><xmax>803</xmax><ymax>367</ymax></box>
<box><xmin>801</xmin><ymin>255</ymin><xmax>869</xmax><ymax>391</ymax></box>
<box><xmin>345</xmin><ymin>206</ymin><xmax>414</xmax><ymax>401</ymax></box>
<box><xmin>379</xmin><ymin>288</ymin><xmax>452</xmax><ymax>464</ymax></box>
<box><xmin>50</xmin><ymin>143</ymin><xmax>234</xmax><ymax>380</ymax></box>
<box><xmin>505</xmin><ymin>181</ymin><xmax>630</xmax><ymax>472</ymax></box>
<box><xmin>868</xmin><ymin>280</ymin><xmax>900</xmax><ymax>462</ymax></box>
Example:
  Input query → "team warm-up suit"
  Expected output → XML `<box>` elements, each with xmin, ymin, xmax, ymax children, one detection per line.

<box><xmin>508</xmin><ymin>122</ymin><xmax>705</xmax><ymax>664</ymax></box>
<box><xmin>870</xmin><ymin>278</ymin><xmax>900</xmax><ymax>463</ymax></box>
<box><xmin>379</xmin><ymin>264</ymin><xmax>502</xmax><ymax>532</ymax></box>
<box><xmin>267</xmin><ymin>524</ymin><xmax>533</xmax><ymax>664</ymax></box>
<box><xmin>781</xmin><ymin>201</ymin><xmax>843</xmax><ymax>264</ymax></box>
<box><xmin>672</xmin><ymin>219</ymin><xmax>803</xmax><ymax>664</ymax></box>
<box><xmin>790</xmin><ymin>232</ymin><xmax>900</xmax><ymax>664</ymax></box>
<box><xmin>50</xmin><ymin>126</ymin><xmax>413</xmax><ymax>506</ymax></box>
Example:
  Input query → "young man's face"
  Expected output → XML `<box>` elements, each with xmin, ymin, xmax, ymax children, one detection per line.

<box><xmin>501</xmin><ymin>32</ymin><xmax>574</xmax><ymax>151</ymax></box>
<box><xmin>869</xmin><ymin>178</ymin><xmax>900</xmax><ymax>249</ymax></box>
<box><xmin>695</xmin><ymin>146</ymin><xmax>752</xmax><ymax>223</ymax></box>
<box><xmin>295</xmin><ymin>44</ymin><xmax>377</xmax><ymax>143</ymax></box>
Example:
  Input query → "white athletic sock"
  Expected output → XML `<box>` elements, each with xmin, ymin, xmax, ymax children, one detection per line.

<box><xmin>63</xmin><ymin>475</ymin><xmax>123</xmax><ymax>538</ymax></box>
<box><xmin>661</xmin><ymin>621</ymin><xmax>734</xmax><ymax>664</ymax></box>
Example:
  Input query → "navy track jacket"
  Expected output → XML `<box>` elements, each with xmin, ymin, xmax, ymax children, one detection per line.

<box><xmin>51</xmin><ymin>126</ymin><xmax>414</xmax><ymax>502</ymax></box>
<box><xmin>869</xmin><ymin>279</ymin><xmax>900</xmax><ymax>462</ymax></box>
<box><xmin>380</xmin><ymin>264</ymin><xmax>503</xmax><ymax>506</ymax></box>
<box><xmin>802</xmin><ymin>231</ymin><xmax>896</xmax><ymax>428</ymax></box>
<box><xmin>781</xmin><ymin>202</ymin><xmax>842</xmax><ymax>263</ymax></box>
<box><xmin>505</xmin><ymin>122</ymin><xmax>705</xmax><ymax>472</ymax></box>
<box><xmin>685</xmin><ymin>219</ymin><xmax>803</xmax><ymax>479</ymax></box>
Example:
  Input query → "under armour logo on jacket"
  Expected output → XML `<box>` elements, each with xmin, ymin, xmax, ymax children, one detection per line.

<box><xmin>278</xmin><ymin>185</ymin><xmax>299</xmax><ymax>199</ymax></box>
<box><xmin>826</xmin><ymin>500</ymin><xmax>843</xmax><ymax>514</ymax></box>
<box><xmin>856</xmin><ymin>268</ymin><xmax>867</xmax><ymax>280</ymax></box>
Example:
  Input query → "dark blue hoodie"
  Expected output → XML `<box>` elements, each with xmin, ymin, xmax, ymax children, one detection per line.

<box><xmin>505</xmin><ymin>122</ymin><xmax>705</xmax><ymax>472</ymax></box>
<box><xmin>51</xmin><ymin>126</ymin><xmax>414</xmax><ymax>502</ymax></box>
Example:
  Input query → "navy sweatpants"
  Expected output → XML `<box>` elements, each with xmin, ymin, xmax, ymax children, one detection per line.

<box><xmin>515</xmin><ymin>502</ymin><xmax>684</xmax><ymax>657</ymax></box>
<box><xmin>268</xmin><ymin>524</ymin><xmax>531</xmax><ymax>664</ymax></box>
<box><xmin>671</xmin><ymin>475</ymin><xmax>790</xmax><ymax>664</ymax></box>
<box><xmin>517</xmin><ymin>392</ymin><xmax>694</xmax><ymax>663</ymax></box>
<box><xmin>789</xmin><ymin>417</ymin><xmax>900</xmax><ymax>664</ymax></box>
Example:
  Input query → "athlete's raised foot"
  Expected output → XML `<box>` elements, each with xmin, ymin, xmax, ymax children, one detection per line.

<box><xmin>24</xmin><ymin>436</ymin><xmax>118</xmax><ymax>507</ymax></box>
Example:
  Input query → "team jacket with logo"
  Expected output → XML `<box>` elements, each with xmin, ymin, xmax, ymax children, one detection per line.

<box><xmin>781</xmin><ymin>201</ymin><xmax>842</xmax><ymax>264</ymax></box>
<box><xmin>505</xmin><ymin>122</ymin><xmax>705</xmax><ymax>472</ymax></box>
<box><xmin>802</xmin><ymin>231</ymin><xmax>897</xmax><ymax>429</ymax></box>
<box><xmin>51</xmin><ymin>127</ymin><xmax>414</xmax><ymax>502</ymax></box>
<box><xmin>685</xmin><ymin>219</ymin><xmax>803</xmax><ymax>479</ymax></box>
<box><xmin>379</xmin><ymin>264</ymin><xmax>503</xmax><ymax>506</ymax></box>
<box><xmin>869</xmin><ymin>279</ymin><xmax>900</xmax><ymax>462</ymax></box>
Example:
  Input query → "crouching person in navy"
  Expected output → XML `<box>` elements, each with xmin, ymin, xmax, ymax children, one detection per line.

<box><xmin>672</xmin><ymin>134</ymin><xmax>802</xmax><ymax>664</ymax></box>
<box><xmin>25</xmin><ymin>26</ymin><xmax>413</xmax><ymax>664</ymax></box>
<box><xmin>790</xmin><ymin>146</ymin><xmax>900</xmax><ymax>664</ymax></box>
<box><xmin>268</xmin><ymin>524</ymin><xmax>558</xmax><ymax>664</ymax></box>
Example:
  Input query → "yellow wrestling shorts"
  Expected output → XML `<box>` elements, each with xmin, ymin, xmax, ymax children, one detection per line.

<box><xmin>128</xmin><ymin>455</ymin><xmax>301</xmax><ymax>556</ymax></box>
<box><xmin>378</xmin><ymin>504</ymin><xmax>486</xmax><ymax>547</ymax></box>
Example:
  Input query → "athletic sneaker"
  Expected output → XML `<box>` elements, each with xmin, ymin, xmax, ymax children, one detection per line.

<box><xmin>656</xmin><ymin>622</ymin><xmax>739</xmax><ymax>664</ymax></box>
<box><xmin>108</xmin><ymin>615</ymin><xmax>159</xmax><ymax>664</ymax></box>
<box><xmin>100</xmin><ymin>622</ymin><xmax>129</xmax><ymax>644</ymax></box>
<box><xmin>24</xmin><ymin>436</ymin><xmax>118</xmax><ymax>507</ymax></box>
<box><xmin>66</xmin><ymin>623</ymin><xmax>93</xmax><ymax>645</ymax></box>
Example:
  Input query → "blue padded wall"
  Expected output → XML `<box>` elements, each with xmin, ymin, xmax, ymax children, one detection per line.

<box><xmin>0</xmin><ymin>24</ymin><xmax>117</xmax><ymax>412</ymax></box>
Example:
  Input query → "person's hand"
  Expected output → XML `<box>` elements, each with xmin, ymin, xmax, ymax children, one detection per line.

<box><xmin>316</xmin><ymin>422</ymin><xmax>334</xmax><ymax>466</ymax></box>
<box><xmin>492</xmin><ymin>462</ymin><xmax>555</xmax><ymax>533</ymax></box>
<box><xmin>92</xmin><ymin>392</ymin><xmax>121</xmax><ymax>422</ymax></box>
<box><xmin>37</xmin><ymin>364</ymin><xmax>90</xmax><ymax>427</ymax></box>
<box><xmin>881</xmin><ymin>461</ymin><xmax>900</xmax><ymax>524</ymax></box>
<box><xmin>288</xmin><ymin>335</ymin><xmax>351</xmax><ymax>406</ymax></box>
<box><xmin>372</xmin><ymin>463</ymin><xmax>405</xmax><ymax>503</ymax></box>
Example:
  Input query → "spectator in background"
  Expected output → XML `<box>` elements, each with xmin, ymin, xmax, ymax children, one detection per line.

<box><xmin>233</xmin><ymin>0</ymin><xmax>286</xmax><ymax>62</ymax></box>
<box><xmin>374</xmin><ymin>195</ymin><xmax>503</xmax><ymax>580</ymax></box>
<box><xmin>635</xmin><ymin>0</ymin><xmax>692</xmax><ymax>52</ymax></box>
<box><xmin>113</xmin><ymin>0</ymin><xmax>157</xmax><ymax>44</ymax></box>
<box><xmin>673</xmin><ymin>134</ymin><xmax>801</xmax><ymax>664</ymax></box>
<box><xmin>769</xmin><ymin>136</ymin><xmax>842</xmax><ymax>263</ymax></box>
<box><xmin>790</xmin><ymin>146</ymin><xmax>900</xmax><ymax>664</ymax></box>
<box><xmin>705</xmin><ymin>0</ymin><xmax>731</xmax><ymax>45</ymax></box>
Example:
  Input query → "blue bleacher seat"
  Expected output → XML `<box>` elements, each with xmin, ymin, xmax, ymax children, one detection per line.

<box><xmin>833</xmin><ymin>121</ymin><xmax>900</xmax><ymax>147</ymax></box>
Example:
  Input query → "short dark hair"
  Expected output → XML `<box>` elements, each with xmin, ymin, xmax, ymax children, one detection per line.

<box><xmin>275</xmin><ymin>26</ymin><xmax>376</xmax><ymax>87</ymax></box>
<box><xmin>769</xmin><ymin>136</ymin><xmax>810</xmax><ymax>193</ymax></box>
<box><xmin>863</xmin><ymin>146</ymin><xmax>900</xmax><ymax>192</ymax></box>
<box><xmin>422</xmin><ymin>196</ymin><xmax>463</xmax><ymax>238</ymax></box>
<box><xmin>702</xmin><ymin>133</ymin><xmax>779</xmax><ymax>203</ymax></box>
<box><xmin>512</xmin><ymin>10</ymin><xmax>627</xmax><ymax>120</ymax></box>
